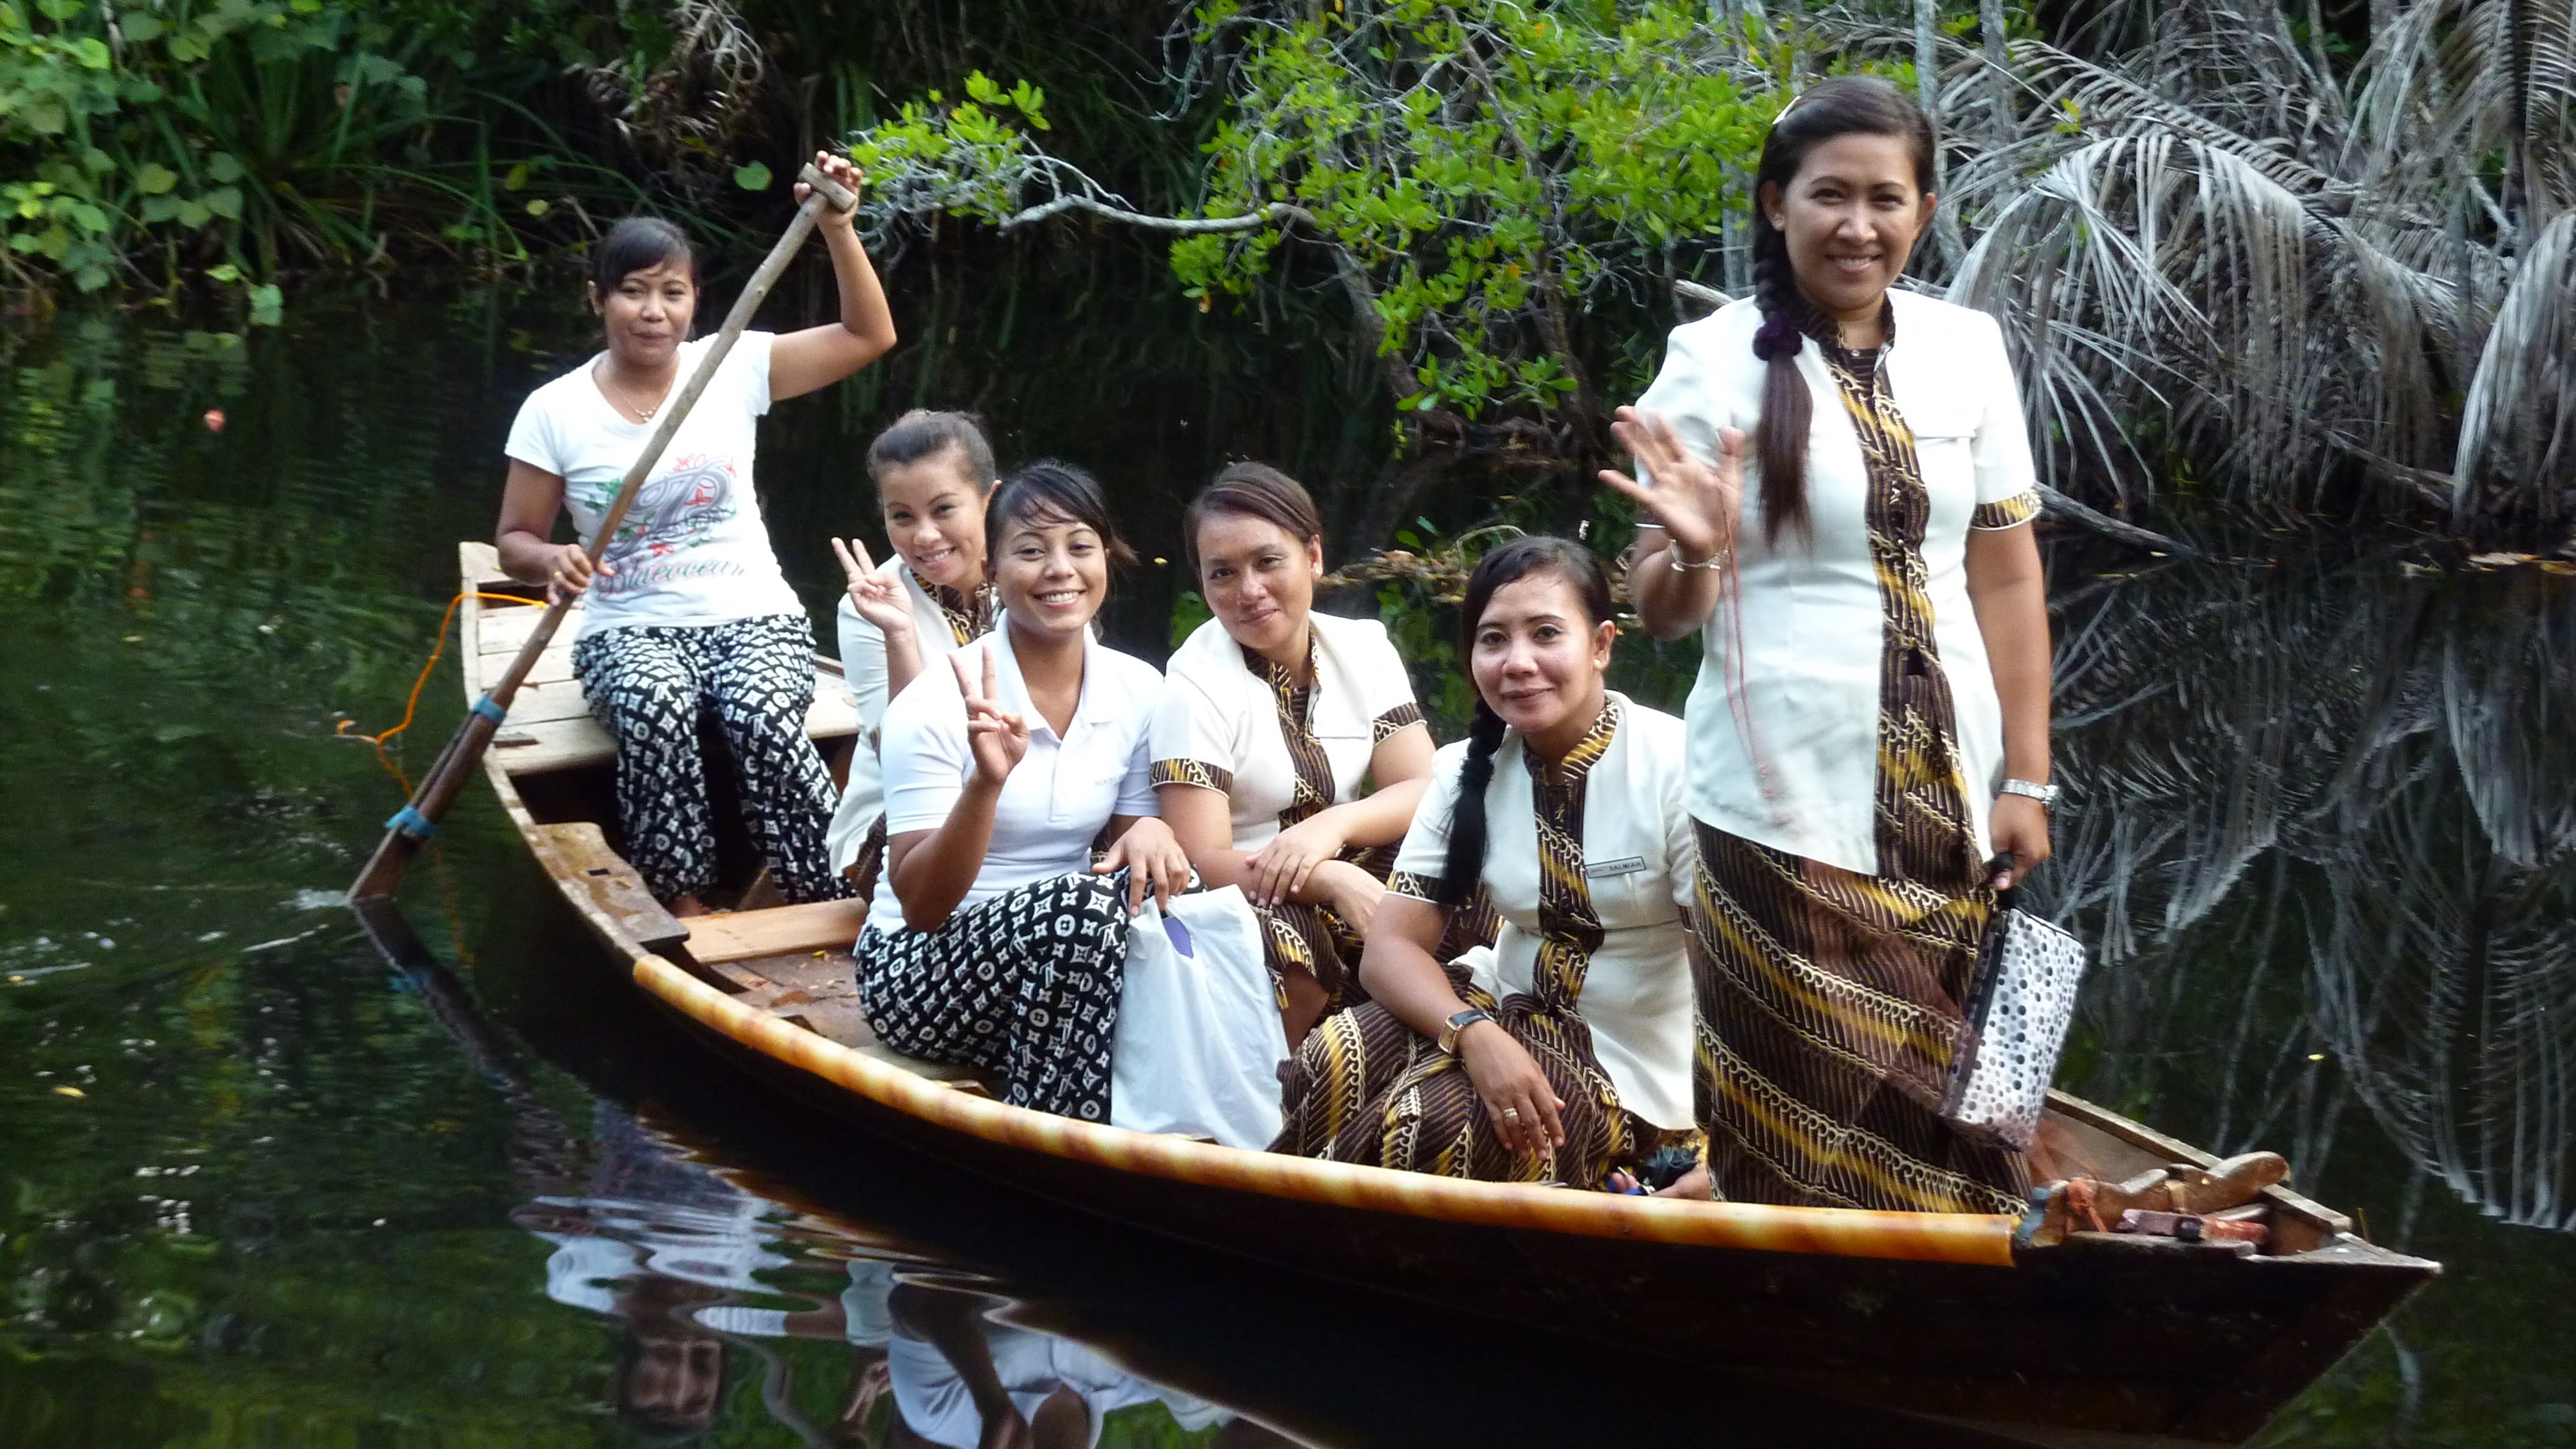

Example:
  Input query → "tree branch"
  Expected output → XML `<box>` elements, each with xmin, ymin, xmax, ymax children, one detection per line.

<box><xmin>995</xmin><ymin>195</ymin><xmax>1315</xmax><ymax>234</ymax></box>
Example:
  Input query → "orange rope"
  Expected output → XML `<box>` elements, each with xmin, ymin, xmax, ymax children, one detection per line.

<box><xmin>339</xmin><ymin>591</ymin><xmax>542</xmax><ymax>792</ymax></box>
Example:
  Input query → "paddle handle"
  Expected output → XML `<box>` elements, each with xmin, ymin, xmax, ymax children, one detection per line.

<box><xmin>348</xmin><ymin>164</ymin><xmax>860</xmax><ymax>902</ymax></box>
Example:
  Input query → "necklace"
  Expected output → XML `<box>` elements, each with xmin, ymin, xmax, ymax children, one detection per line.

<box><xmin>596</xmin><ymin>362</ymin><xmax>673</xmax><ymax>423</ymax></box>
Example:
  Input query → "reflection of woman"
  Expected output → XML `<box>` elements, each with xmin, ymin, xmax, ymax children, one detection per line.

<box><xmin>1152</xmin><ymin>464</ymin><xmax>1434</xmax><ymax>1041</ymax></box>
<box><xmin>495</xmin><ymin>153</ymin><xmax>896</xmax><ymax>913</ymax></box>
<box><xmin>826</xmin><ymin>411</ymin><xmax>1001</xmax><ymax>892</ymax></box>
<box><xmin>886</xmin><ymin>1283</ymin><xmax>1242</xmax><ymax>1448</ymax></box>
<box><xmin>1275</xmin><ymin>538</ymin><xmax>1707</xmax><ymax>1193</ymax></box>
<box><xmin>857</xmin><ymin>462</ymin><xmax>1190</xmax><ymax>1123</ymax></box>
<box><xmin>1605</xmin><ymin>77</ymin><xmax>2053</xmax><ymax>1214</ymax></box>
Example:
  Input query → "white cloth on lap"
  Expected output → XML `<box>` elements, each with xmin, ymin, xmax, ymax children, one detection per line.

<box><xmin>1110</xmin><ymin>887</ymin><xmax>1289</xmax><ymax>1149</ymax></box>
<box><xmin>867</xmin><ymin>629</ymin><xmax>1161</xmax><ymax>935</ymax></box>
<box><xmin>501</xmin><ymin>330</ymin><xmax>801</xmax><ymax>639</ymax></box>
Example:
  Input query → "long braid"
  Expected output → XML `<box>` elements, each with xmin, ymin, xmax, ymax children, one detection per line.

<box><xmin>1749</xmin><ymin>201</ymin><xmax>1814</xmax><ymax>545</ymax></box>
<box><xmin>1435</xmin><ymin>700</ymin><xmax>1509</xmax><ymax>909</ymax></box>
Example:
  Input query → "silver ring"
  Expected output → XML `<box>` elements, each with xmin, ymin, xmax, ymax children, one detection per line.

<box><xmin>1500</xmin><ymin>1106</ymin><xmax>1522</xmax><ymax>1121</ymax></box>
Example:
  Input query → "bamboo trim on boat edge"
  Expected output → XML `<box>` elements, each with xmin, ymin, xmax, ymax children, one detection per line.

<box><xmin>632</xmin><ymin>955</ymin><xmax>2020</xmax><ymax>1267</ymax></box>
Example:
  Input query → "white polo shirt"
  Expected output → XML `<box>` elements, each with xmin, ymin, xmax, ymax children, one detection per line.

<box><xmin>826</xmin><ymin>559</ymin><xmax>987</xmax><ymax>873</ymax></box>
<box><xmin>867</xmin><ymin>626</ymin><xmax>1162</xmax><ymax>935</ymax></box>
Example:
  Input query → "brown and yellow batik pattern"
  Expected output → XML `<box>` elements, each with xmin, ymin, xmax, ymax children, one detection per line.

<box><xmin>913</xmin><ymin>571</ymin><xmax>996</xmax><ymax>649</ymax></box>
<box><xmin>1276</xmin><ymin>704</ymin><xmax>1698</xmax><ymax>1186</ymax></box>
<box><xmin>1689</xmin><ymin>308</ymin><xmax>2029</xmax><ymax>1217</ymax></box>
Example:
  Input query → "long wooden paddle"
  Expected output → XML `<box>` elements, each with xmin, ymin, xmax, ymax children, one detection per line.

<box><xmin>348</xmin><ymin>163</ymin><xmax>860</xmax><ymax>903</ymax></box>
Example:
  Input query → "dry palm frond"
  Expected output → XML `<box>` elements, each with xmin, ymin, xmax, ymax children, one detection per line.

<box><xmin>1951</xmin><ymin>133</ymin><xmax>2453</xmax><ymax>514</ymax></box>
<box><xmin>2344</xmin><ymin>0</ymin><xmax>2576</xmax><ymax>242</ymax></box>
<box><xmin>583</xmin><ymin>0</ymin><xmax>769</xmax><ymax>184</ymax></box>
<box><xmin>2451</xmin><ymin>210</ymin><xmax>2576</xmax><ymax>525</ymax></box>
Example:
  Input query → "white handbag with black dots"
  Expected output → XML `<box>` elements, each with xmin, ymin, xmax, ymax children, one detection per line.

<box><xmin>1942</xmin><ymin>889</ymin><xmax>2088</xmax><ymax>1152</ymax></box>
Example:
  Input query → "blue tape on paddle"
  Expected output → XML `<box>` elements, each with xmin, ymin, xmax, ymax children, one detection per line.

<box><xmin>386</xmin><ymin>806</ymin><xmax>437</xmax><ymax>841</ymax></box>
<box><xmin>469</xmin><ymin>694</ymin><xmax>508</xmax><ymax>724</ymax></box>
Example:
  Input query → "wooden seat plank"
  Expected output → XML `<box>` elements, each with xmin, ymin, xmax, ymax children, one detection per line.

<box><xmin>684</xmin><ymin>899</ymin><xmax>869</xmax><ymax>965</ymax></box>
<box><xmin>530</xmin><ymin>823</ymin><xmax>689</xmax><ymax>953</ymax></box>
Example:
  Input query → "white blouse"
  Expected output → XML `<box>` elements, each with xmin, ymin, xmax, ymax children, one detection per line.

<box><xmin>825</xmin><ymin>559</ymin><xmax>985</xmax><ymax>873</ymax></box>
<box><xmin>865</xmin><ymin>628</ymin><xmax>1162</xmax><ymax>936</ymax></box>
<box><xmin>1631</xmin><ymin>288</ymin><xmax>2041</xmax><ymax>876</ymax></box>
<box><xmin>1389</xmin><ymin>693</ymin><xmax>1696</xmax><ymax>1130</ymax></box>
<box><xmin>501</xmin><ymin>331</ymin><xmax>802</xmax><ymax>638</ymax></box>
<box><xmin>1149</xmin><ymin>612</ymin><xmax>1424</xmax><ymax>849</ymax></box>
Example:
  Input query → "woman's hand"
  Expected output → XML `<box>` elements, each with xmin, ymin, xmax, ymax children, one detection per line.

<box><xmin>1316</xmin><ymin>861</ymin><xmax>1387</xmax><ymax>936</ymax></box>
<box><xmin>1598</xmin><ymin>407</ymin><xmax>1744</xmax><ymax>564</ymax></box>
<box><xmin>793</xmin><ymin>150</ymin><xmax>864</xmax><ymax>217</ymax></box>
<box><xmin>1988</xmin><ymin>793</ymin><xmax>2053</xmax><ymax>889</ymax></box>
<box><xmin>832</xmin><ymin>535</ymin><xmax>915</xmax><ymax>640</ymax></box>
<box><xmin>545</xmin><ymin>542</ymin><xmax>610</xmax><ymax>605</ymax></box>
<box><xmin>1241</xmin><ymin>813</ymin><xmax>1348</xmax><ymax>906</ymax></box>
<box><xmin>1098</xmin><ymin>816</ymin><xmax>1191</xmax><ymax>915</ymax></box>
<box><xmin>953</xmin><ymin>648</ymin><xmax>1028</xmax><ymax>788</ymax></box>
<box><xmin>1458</xmin><ymin>1022</ymin><xmax>1565</xmax><ymax>1156</ymax></box>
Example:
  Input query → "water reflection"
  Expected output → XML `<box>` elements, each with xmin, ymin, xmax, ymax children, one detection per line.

<box><xmin>512</xmin><ymin>1102</ymin><xmax>1274</xmax><ymax>1447</ymax></box>
<box><xmin>2045</xmin><ymin>548</ymin><xmax>2576</xmax><ymax>1231</ymax></box>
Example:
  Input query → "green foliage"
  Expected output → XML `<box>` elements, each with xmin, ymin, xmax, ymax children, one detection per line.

<box><xmin>845</xmin><ymin>69</ymin><xmax>1056</xmax><ymax>230</ymax></box>
<box><xmin>843</xmin><ymin>1</ymin><xmax>1816</xmax><ymax>432</ymax></box>
<box><xmin>1174</xmin><ymin>0</ymin><xmax>1777</xmax><ymax>418</ymax></box>
<box><xmin>0</xmin><ymin>0</ymin><xmax>645</xmax><ymax>302</ymax></box>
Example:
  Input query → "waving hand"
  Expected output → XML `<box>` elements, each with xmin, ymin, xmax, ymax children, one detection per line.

<box><xmin>1598</xmin><ymin>407</ymin><xmax>1743</xmax><ymax>564</ymax></box>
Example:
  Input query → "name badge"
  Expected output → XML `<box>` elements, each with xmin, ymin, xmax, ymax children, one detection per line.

<box><xmin>1583</xmin><ymin>856</ymin><xmax>1648</xmax><ymax>879</ymax></box>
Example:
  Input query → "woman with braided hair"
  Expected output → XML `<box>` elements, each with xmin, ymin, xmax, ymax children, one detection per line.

<box><xmin>1600</xmin><ymin>75</ymin><xmax>2055</xmax><ymax>1215</ymax></box>
<box><xmin>1273</xmin><ymin>537</ymin><xmax>1709</xmax><ymax>1196</ymax></box>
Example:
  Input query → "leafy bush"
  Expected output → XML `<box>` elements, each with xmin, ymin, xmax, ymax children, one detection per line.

<box><xmin>0</xmin><ymin>0</ymin><xmax>642</xmax><ymax>299</ymax></box>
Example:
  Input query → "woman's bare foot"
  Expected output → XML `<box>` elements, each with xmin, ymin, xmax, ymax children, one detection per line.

<box><xmin>668</xmin><ymin>893</ymin><xmax>710</xmax><ymax>918</ymax></box>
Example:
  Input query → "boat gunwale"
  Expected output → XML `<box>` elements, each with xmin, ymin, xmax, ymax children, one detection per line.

<box><xmin>451</xmin><ymin>543</ymin><xmax>2429</xmax><ymax>1280</ymax></box>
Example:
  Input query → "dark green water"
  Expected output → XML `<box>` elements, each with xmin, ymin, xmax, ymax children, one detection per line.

<box><xmin>3</xmin><ymin>254</ymin><xmax>2572</xmax><ymax>1447</ymax></box>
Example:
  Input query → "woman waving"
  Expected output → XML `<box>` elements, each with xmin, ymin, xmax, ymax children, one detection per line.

<box><xmin>1604</xmin><ymin>77</ymin><xmax>2053</xmax><ymax>1215</ymax></box>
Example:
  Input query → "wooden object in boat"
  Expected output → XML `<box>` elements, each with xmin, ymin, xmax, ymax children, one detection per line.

<box><xmin>450</xmin><ymin>541</ymin><xmax>2436</xmax><ymax>1448</ymax></box>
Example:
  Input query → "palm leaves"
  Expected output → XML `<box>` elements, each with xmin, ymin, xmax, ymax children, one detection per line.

<box><xmin>1937</xmin><ymin>0</ymin><xmax>2576</xmax><ymax>539</ymax></box>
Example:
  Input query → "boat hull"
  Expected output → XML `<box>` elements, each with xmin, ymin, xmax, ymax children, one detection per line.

<box><xmin>446</xmin><ymin>540</ymin><xmax>2436</xmax><ymax>1448</ymax></box>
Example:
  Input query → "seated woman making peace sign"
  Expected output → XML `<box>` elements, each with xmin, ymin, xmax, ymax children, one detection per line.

<box><xmin>854</xmin><ymin>462</ymin><xmax>1189</xmax><ymax>1123</ymax></box>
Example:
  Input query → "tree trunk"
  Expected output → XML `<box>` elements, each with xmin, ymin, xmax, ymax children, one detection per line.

<box><xmin>1980</xmin><ymin>0</ymin><xmax>2010</xmax><ymax>140</ymax></box>
<box><xmin>1914</xmin><ymin>0</ymin><xmax>1965</xmax><ymax>268</ymax></box>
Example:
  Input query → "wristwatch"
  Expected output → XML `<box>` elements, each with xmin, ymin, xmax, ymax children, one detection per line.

<box><xmin>2001</xmin><ymin>778</ymin><xmax>2061</xmax><ymax>809</ymax></box>
<box><xmin>1439</xmin><ymin>1008</ymin><xmax>1495</xmax><ymax>1056</ymax></box>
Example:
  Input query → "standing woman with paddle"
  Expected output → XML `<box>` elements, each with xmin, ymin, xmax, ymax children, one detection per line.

<box><xmin>495</xmin><ymin>153</ymin><xmax>895</xmax><ymax>914</ymax></box>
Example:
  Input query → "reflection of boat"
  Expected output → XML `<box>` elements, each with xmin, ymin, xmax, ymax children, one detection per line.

<box><xmin>452</xmin><ymin>541</ymin><xmax>2439</xmax><ymax>1449</ymax></box>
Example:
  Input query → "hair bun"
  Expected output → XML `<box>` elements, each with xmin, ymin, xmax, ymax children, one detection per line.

<box><xmin>1752</xmin><ymin>312</ymin><xmax>1805</xmax><ymax>362</ymax></box>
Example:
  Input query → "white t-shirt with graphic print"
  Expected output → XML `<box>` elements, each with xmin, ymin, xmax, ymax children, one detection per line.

<box><xmin>503</xmin><ymin>330</ymin><xmax>804</xmax><ymax>639</ymax></box>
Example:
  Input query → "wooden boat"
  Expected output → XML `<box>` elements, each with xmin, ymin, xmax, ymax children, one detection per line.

<box><xmin>450</xmin><ymin>541</ymin><xmax>2437</xmax><ymax>1448</ymax></box>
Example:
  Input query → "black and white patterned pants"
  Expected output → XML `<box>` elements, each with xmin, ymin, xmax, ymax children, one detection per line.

<box><xmin>571</xmin><ymin>612</ymin><xmax>850</xmax><ymax>904</ymax></box>
<box><xmin>854</xmin><ymin>871</ymin><xmax>1132</xmax><ymax>1121</ymax></box>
